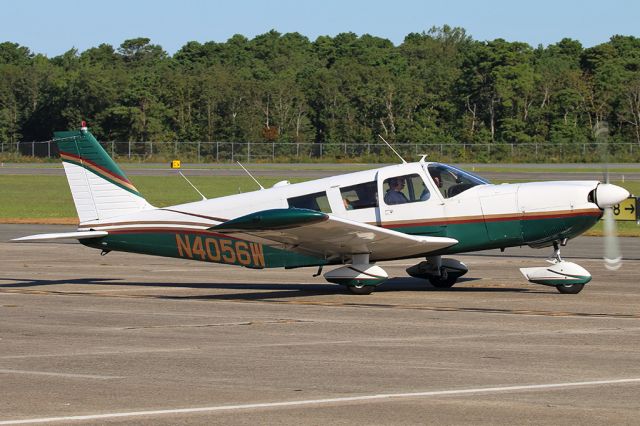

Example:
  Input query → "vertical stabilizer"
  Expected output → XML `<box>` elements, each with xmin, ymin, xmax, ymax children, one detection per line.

<box><xmin>54</xmin><ymin>128</ymin><xmax>151</xmax><ymax>223</ymax></box>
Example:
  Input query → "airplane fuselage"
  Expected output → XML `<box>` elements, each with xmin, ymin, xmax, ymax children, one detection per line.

<box><xmin>78</xmin><ymin>161</ymin><xmax>602</xmax><ymax>268</ymax></box>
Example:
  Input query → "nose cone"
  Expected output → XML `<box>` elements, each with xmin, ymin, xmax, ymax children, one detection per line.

<box><xmin>596</xmin><ymin>183</ymin><xmax>630</xmax><ymax>208</ymax></box>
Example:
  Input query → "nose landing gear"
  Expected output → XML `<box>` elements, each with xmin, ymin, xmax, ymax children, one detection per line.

<box><xmin>520</xmin><ymin>241</ymin><xmax>592</xmax><ymax>294</ymax></box>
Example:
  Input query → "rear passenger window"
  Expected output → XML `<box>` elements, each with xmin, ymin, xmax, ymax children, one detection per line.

<box><xmin>287</xmin><ymin>192</ymin><xmax>332</xmax><ymax>213</ymax></box>
<box><xmin>340</xmin><ymin>181</ymin><xmax>378</xmax><ymax>210</ymax></box>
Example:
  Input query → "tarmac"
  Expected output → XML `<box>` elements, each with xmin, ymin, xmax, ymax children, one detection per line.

<box><xmin>1</xmin><ymin>225</ymin><xmax>639</xmax><ymax>424</ymax></box>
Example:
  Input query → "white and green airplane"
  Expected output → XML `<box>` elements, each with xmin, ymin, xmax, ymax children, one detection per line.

<box><xmin>14</xmin><ymin>126</ymin><xmax>630</xmax><ymax>295</ymax></box>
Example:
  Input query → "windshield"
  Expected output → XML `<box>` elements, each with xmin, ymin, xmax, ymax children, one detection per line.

<box><xmin>426</xmin><ymin>163</ymin><xmax>490</xmax><ymax>198</ymax></box>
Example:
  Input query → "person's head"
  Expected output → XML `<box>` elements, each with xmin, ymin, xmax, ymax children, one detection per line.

<box><xmin>389</xmin><ymin>177</ymin><xmax>405</xmax><ymax>191</ymax></box>
<box><xmin>430</xmin><ymin>170</ymin><xmax>442</xmax><ymax>188</ymax></box>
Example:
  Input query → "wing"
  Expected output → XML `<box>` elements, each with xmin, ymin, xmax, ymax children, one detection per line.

<box><xmin>211</xmin><ymin>208</ymin><xmax>457</xmax><ymax>261</ymax></box>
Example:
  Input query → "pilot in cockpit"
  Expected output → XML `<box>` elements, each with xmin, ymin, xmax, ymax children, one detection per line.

<box><xmin>384</xmin><ymin>177</ymin><xmax>409</xmax><ymax>205</ymax></box>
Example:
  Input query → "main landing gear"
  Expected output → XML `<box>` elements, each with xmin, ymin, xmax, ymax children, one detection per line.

<box><xmin>323</xmin><ymin>254</ymin><xmax>388</xmax><ymax>295</ymax></box>
<box><xmin>520</xmin><ymin>241</ymin><xmax>592</xmax><ymax>294</ymax></box>
<box><xmin>406</xmin><ymin>256</ymin><xmax>468</xmax><ymax>289</ymax></box>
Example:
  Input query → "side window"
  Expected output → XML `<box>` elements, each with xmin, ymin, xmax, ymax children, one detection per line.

<box><xmin>383</xmin><ymin>174</ymin><xmax>430</xmax><ymax>205</ymax></box>
<box><xmin>340</xmin><ymin>181</ymin><xmax>378</xmax><ymax>210</ymax></box>
<box><xmin>287</xmin><ymin>191</ymin><xmax>332</xmax><ymax>213</ymax></box>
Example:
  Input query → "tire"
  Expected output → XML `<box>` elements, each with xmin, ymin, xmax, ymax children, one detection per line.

<box><xmin>555</xmin><ymin>283</ymin><xmax>585</xmax><ymax>294</ymax></box>
<box><xmin>347</xmin><ymin>284</ymin><xmax>376</xmax><ymax>295</ymax></box>
<box><xmin>428</xmin><ymin>275</ymin><xmax>458</xmax><ymax>288</ymax></box>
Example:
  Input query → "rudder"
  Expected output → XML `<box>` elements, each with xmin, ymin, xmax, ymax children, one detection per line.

<box><xmin>54</xmin><ymin>127</ymin><xmax>151</xmax><ymax>224</ymax></box>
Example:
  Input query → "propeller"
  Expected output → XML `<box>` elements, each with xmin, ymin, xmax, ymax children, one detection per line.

<box><xmin>594</xmin><ymin>123</ymin><xmax>628</xmax><ymax>271</ymax></box>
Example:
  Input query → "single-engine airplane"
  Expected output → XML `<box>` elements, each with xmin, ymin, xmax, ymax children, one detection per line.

<box><xmin>14</xmin><ymin>126</ymin><xmax>630</xmax><ymax>295</ymax></box>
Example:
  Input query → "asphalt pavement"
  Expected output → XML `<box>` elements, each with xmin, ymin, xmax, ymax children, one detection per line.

<box><xmin>1</xmin><ymin>225</ymin><xmax>639</xmax><ymax>425</ymax></box>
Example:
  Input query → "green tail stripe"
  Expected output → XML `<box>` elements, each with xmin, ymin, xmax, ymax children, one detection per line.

<box><xmin>54</xmin><ymin>129</ymin><xmax>140</xmax><ymax>197</ymax></box>
<box><xmin>54</xmin><ymin>130</ymin><xmax>130</xmax><ymax>183</ymax></box>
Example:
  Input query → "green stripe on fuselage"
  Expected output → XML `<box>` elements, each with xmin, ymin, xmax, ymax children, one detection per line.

<box><xmin>387</xmin><ymin>213</ymin><xmax>600</xmax><ymax>254</ymax></box>
<box><xmin>81</xmin><ymin>230</ymin><xmax>326</xmax><ymax>269</ymax></box>
<box><xmin>79</xmin><ymin>214</ymin><xmax>600</xmax><ymax>268</ymax></box>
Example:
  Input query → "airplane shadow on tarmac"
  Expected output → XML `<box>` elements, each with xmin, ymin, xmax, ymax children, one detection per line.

<box><xmin>0</xmin><ymin>276</ymin><xmax>539</xmax><ymax>301</ymax></box>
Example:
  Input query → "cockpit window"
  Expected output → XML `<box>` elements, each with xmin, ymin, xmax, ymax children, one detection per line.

<box><xmin>427</xmin><ymin>163</ymin><xmax>489</xmax><ymax>199</ymax></box>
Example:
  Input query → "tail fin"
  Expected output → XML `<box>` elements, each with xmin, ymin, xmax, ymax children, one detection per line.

<box><xmin>54</xmin><ymin>128</ymin><xmax>152</xmax><ymax>224</ymax></box>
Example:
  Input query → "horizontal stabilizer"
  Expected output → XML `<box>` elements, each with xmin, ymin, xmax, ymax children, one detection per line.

<box><xmin>12</xmin><ymin>231</ymin><xmax>108</xmax><ymax>242</ymax></box>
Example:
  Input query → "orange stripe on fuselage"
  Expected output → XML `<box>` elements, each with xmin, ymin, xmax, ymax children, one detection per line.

<box><xmin>382</xmin><ymin>208</ymin><xmax>601</xmax><ymax>229</ymax></box>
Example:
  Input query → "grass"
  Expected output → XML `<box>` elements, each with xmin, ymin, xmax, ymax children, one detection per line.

<box><xmin>1</xmin><ymin>174</ymin><xmax>638</xmax><ymax>236</ymax></box>
<box><xmin>0</xmin><ymin>175</ymin><xmax>305</xmax><ymax>222</ymax></box>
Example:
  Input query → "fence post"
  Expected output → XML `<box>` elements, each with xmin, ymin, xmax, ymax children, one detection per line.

<box><xmin>296</xmin><ymin>143</ymin><xmax>300</xmax><ymax>159</ymax></box>
<box><xmin>320</xmin><ymin>143</ymin><xmax>323</xmax><ymax>159</ymax></box>
<box><xmin>197</xmin><ymin>141</ymin><xmax>201</xmax><ymax>163</ymax></box>
<box><xmin>128</xmin><ymin>141</ymin><xmax>131</xmax><ymax>159</ymax></box>
<box><xmin>231</xmin><ymin>142</ymin><xmax>234</xmax><ymax>163</ymax></box>
<box><xmin>48</xmin><ymin>141</ymin><xmax>51</xmax><ymax>158</ymax></box>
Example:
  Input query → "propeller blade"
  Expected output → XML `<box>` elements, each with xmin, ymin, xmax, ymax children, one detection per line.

<box><xmin>603</xmin><ymin>207</ymin><xmax>622</xmax><ymax>271</ymax></box>
<box><xmin>594</xmin><ymin>122</ymin><xmax>623</xmax><ymax>270</ymax></box>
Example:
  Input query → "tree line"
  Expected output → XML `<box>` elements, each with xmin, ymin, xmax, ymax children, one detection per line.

<box><xmin>1</xmin><ymin>26</ymin><xmax>640</xmax><ymax>149</ymax></box>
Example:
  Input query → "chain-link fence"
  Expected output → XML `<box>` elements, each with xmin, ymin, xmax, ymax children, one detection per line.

<box><xmin>2</xmin><ymin>140</ymin><xmax>639</xmax><ymax>163</ymax></box>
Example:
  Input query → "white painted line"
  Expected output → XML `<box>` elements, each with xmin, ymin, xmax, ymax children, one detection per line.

<box><xmin>1</xmin><ymin>378</ymin><xmax>640</xmax><ymax>424</ymax></box>
<box><xmin>0</xmin><ymin>369</ymin><xmax>122</xmax><ymax>380</ymax></box>
<box><xmin>0</xmin><ymin>348</ymin><xmax>194</xmax><ymax>359</ymax></box>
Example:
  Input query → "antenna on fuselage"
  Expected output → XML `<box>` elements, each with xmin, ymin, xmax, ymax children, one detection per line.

<box><xmin>178</xmin><ymin>171</ymin><xmax>207</xmax><ymax>201</ymax></box>
<box><xmin>378</xmin><ymin>134</ymin><xmax>406</xmax><ymax>164</ymax></box>
<box><xmin>237</xmin><ymin>162</ymin><xmax>265</xmax><ymax>190</ymax></box>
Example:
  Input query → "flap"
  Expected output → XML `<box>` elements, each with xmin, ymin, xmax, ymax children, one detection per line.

<box><xmin>211</xmin><ymin>208</ymin><xmax>458</xmax><ymax>261</ymax></box>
